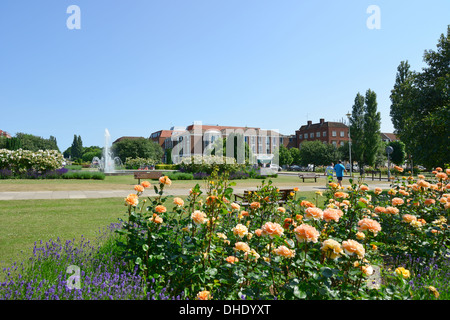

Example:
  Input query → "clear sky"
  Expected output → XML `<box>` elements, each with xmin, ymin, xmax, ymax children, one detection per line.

<box><xmin>0</xmin><ymin>0</ymin><xmax>449</xmax><ymax>152</ymax></box>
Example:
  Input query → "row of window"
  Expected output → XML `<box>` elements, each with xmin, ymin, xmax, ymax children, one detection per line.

<box><xmin>299</xmin><ymin>130</ymin><xmax>347</xmax><ymax>139</ymax></box>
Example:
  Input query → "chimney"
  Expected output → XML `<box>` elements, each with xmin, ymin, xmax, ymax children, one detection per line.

<box><xmin>307</xmin><ymin>120</ymin><xmax>312</xmax><ymax>126</ymax></box>
<box><xmin>320</xmin><ymin>118</ymin><xmax>325</xmax><ymax>124</ymax></box>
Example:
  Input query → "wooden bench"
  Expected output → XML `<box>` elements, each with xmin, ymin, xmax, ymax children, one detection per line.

<box><xmin>233</xmin><ymin>188</ymin><xmax>294</xmax><ymax>208</ymax></box>
<box><xmin>134</xmin><ymin>171</ymin><xmax>163</xmax><ymax>184</ymax></box>
<box><xmin>298</xmin><ymin>172</ymin><xmax>320</xmax><ymax>182</ymax></box>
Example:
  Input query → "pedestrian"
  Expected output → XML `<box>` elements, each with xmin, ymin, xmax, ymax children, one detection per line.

<box><xmin>334</xmin><ymin>160</ymin><xmax>346</xmax><ymax>187</ymax></box>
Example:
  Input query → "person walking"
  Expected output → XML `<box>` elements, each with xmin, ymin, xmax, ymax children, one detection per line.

<box><xmin>334</xmin><ymin>160</ymin><xmax>346</xmax><ymax>187</ymax></box>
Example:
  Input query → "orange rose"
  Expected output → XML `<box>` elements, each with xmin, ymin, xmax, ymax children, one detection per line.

<box><xmin>273</xmin><ymin>245</ymin><xmax>296</xmax><ymax>258</ymax></box>
<box><xmin>232</xmin><ymin>224</ymin><xmax>249</xmax><ymax>238</ymax></box>
<box><xmin>173</xmin><ymin>197</ymin><xmax>184</xmax><ymax>207</ymax></box>
<box><xmin>277</xmin><ymin>207</ymin><xmax>286</xmax><ymax>213</ymax></box>
<box><xmin>386</xmin><ymin>206</ymin><xmax>399</xmax><ymax>214</ymax></box>
<box><xmin>159</xmin><ymin>175</ymin><xmax>172</xmax><ymax>186</ymax></box>
<box><xmin>283</xmin><ymin>218</ymin><xmax>295</xmax><ymax>229</ymax></box>
<box><xmin>134</xmin><ymin>185</ymin><xmax>144</xmax><ymax>193</ymax></box>
<box><xmin>294</xmin><ymin>224</ymin><xmax>320</xmax><ymax>243</ymax></box>
<box><xmin>323</xmin><ymin>208</ymin><xmax>341</xmax><ymax>222</ymax></box>
<box><xmin>125</xmin><ymin>193</ymin><xmax>139</xmax><ymax>207</ymax></box>
<box><xmin>402</xmin><ymin>214</ymin><xmax>417</xmax><ymax>223</ymax></box>
<box><xmin>231</xmin><ymin>203</ymin><xmax>240</xmax><ymax>211</ymax></box>
<box><xmin>191</xmin><ymin>210</ymin><xmax>207</xmax><ymax>225</ymax></box>
<box><xmin>357</xmin><ymin>218</ymin><xmax>381</xmax><ymax>236</ymax></box>
<box><xmin>149</xmin><ymin>214</ymin><xmax>163</xmax><ymax>224</ymax></box>
<box><xmin>334</xmin><ymin>192</ymin><xmax>349</xmax><ymax>199</ymax></box>
<box><xmin>225</xmin><ymin>256</ymin><xmax>239</xmax><ymax>264</ymax></box>
<box><xmin>436</xmin><ymin>172</ymin><xmax>448</xmax><ymax>180</ymax></box>
<box><xmin>374</xmin><ymin>187</ymin><xmax>383</xmax><ymax>195</ymax></box>
<box><xmin>196</xmin><ymin>291</ymin><xmax>211</xmax><ymax>300</ymax></box>
<box><xmin>424</xmin><ymin>199</ymin><xmax>436</xmax><ymax>206</ymax></box>
<box><xmin>261</xmin><ymin>222</ymin><xmax>284</xmax><ymax>238</ymax></box>
<box><xmin>321</xmin><ymin>239</ymin><xmax>343</xmax><ymax>259</ymax></box>
<box><xmin>155</xmin><ymin>205</ymin><xmax>167</xmax><ymax>213</ymax></box>
<box><xmin>140</xmin><ymin>181</ymin><xmax>151</xmax><ymax>188</ymax></box>
<box><xmin>250</xmin><ymin>202</ymin><xmax>261</xmax><ymax>209</ymax></box>
<box><xmin>342</xmin><ymin>239</ymin><xmax>365</xmax><ymax>258</ymax></box>
<box><xmin>305</xmin><ymin>207</ymin><xmax>323</xmax><ymax>220</ymax></box>
<box><xmin>234</xmin><ymin>241</ymin><xmax>251</xmax><ymax>252</ymax></box>
<box><xmin>374</xmin><ymin>206</ymin><xmax>387</xmax><ymax>213</ymax></box>
<box><xmin>300</xmin><ymin>200</ymin><xmax>315</xmax><ymax>208</ymax></box>
<box><xmin>360</xmin><ymin>185</ymin><xmax>369</xmax><ymax>191</ymax></box>
<box><xmin>392</xmin><ymin>197</ymin><xmax>404</xmax><ymax>206</ymax></box>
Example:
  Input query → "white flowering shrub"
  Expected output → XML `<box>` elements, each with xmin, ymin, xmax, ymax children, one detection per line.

<box><xmin>179</xmin><ymin>155</ymin><xmax>246</xmax><ymax>174</ymax></box>
<box><xmin>0</xmin><ymin>149</ymin><xmax>64</xmax><ymax>173</ymax></box>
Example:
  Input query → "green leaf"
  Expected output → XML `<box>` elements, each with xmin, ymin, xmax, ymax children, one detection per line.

<box><xmin>321</xmin><ymin>267</ymin><xmax>333</xmax><ymax>278</ymax></box>
<box><xmin>293</xmin><ymin>286</ymin><xmax>307</xmax><ymax>299</ymax></box>
<box><xmin>142</xmin><ymin>244</ymin><xmax>149</xmax><ymax>252</ymax></box>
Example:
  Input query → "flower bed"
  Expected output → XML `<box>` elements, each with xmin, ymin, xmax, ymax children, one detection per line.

<box><xmin>115</xmin><ymin>167</ymin><xmax>449</xmax><ymax>300</ymax></box>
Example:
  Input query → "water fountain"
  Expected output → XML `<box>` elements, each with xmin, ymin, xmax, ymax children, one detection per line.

<box><xmin>90</xmin><ymin>129</ymin><xmax>124</xmax><ymax>174</ymax></box>
<box><xmin>103</xmin><ymin>129</ymin><xmax>114</xmax><ymax>173</ymax></box>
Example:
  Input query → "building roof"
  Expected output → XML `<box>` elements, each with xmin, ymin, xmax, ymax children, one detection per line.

<box><xmin>0</xmin><ymin>130</ymin><xmax>11</xmax><ymax>138</ymax></box>
<box><xmin>112</xmin><ymin>136</ymin><xmax>144</xmax><ymax>144</ymax></box>
<box><xmin>297</xmin><ymin>120</ymin><xmax>347</xmax><ymax>131</ymax></box>
<box><xmin>380</xmin><ymin>132</ymin><xmax>398</xmax><ymax>141</ymax></box>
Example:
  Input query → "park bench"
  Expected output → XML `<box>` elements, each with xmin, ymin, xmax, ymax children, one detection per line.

<box><xmin>298</xmin><ymin>172</ymin><xmax>320</xmax><ymax>182</ymax></box>
<box><xmin>134</xmin><ymin>171</ymin><xmax>163</xmax><ymax>184</ymax></box>
<box><xmin>233</xmin><ymin>188</ymin><xmax>294</xmax><ymax>208</ymax></box>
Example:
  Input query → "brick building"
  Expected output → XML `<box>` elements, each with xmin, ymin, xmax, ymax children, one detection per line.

<box><xmin>0</xmin><ymin>130</ymin><xmax>12</xmax><ymax>138</ymax></box>
<box><xmin>150</xmin><ymin>122</ymin><xmax>290</xmax><ymax>164</ymax></box>
<box><xmin>295</xmin><ymin>118</ymin><xmax>349</xmax><ymax>148</ymax></box>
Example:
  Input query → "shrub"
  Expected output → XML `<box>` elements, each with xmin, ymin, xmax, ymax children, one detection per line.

<box><xmin>0</xmin><ymin>149</ymin><xmax>64</xmax><ymax>174</ymax></box>
<box><xmin>155</xmin><ymin>164</ymin><xmax>179</xmax><ymax>170</ymax></box>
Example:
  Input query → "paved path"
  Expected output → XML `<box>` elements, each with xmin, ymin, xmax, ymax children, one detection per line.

<box><xmin>0</xmin><ymin>183</ymin><xmax>392</xmax><ymax>201</ymax></box>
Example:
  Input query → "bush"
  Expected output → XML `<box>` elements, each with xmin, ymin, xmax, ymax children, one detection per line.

<box><xmin>116</xmin><ymin>167</ymin><xmax>450</xmax><ymax>300</ymax></box>
<box><xmin>0</xmin><ymin>149</ymin><xmax>64</xmax><ymax>174</ymax></box>
<box><xmin>163</xmin><ymin>172</ymin><xmax>193</xmax><ymax>180</ymax></box>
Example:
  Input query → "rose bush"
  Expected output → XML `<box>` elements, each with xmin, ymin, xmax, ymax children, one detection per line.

<box><xmin>115</xmin><ymin>167</ymin><xmax>449</xmax><ymax>300</ymax></box>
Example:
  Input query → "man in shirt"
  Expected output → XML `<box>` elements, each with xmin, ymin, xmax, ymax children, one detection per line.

<box><xmin>334</xmin><ymin>161</ymin><xmax>346</xmax><ymax>187</ymax></box>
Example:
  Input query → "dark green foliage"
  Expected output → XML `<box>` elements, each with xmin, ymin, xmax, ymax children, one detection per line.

<box><xmin>390</xmin><ymin>26</ymin><xmax>450</xmax><ymax>168</ymax></box>
<box><xmin>112</xmin><ymin>138</ymin><xmax>164</xmax><ymax>164</ymax></box>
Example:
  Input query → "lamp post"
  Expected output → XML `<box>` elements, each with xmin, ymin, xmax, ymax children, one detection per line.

<box><xmin>346</xmin><ymin>112</ymin><xmax>352</xmax><ymax>177</ymax></box>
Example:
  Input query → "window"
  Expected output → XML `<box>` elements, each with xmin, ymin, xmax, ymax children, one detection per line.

<box><xmin>332</xmin><ymin>131</ymin><xmax>336</xmax><ymax>137</ymax></box>
<box><xmin>299</xmin><ymin>134</ymin><xmax>303</xmax><ymax>139</ymax></box>
<box><xmin>304</xmin><ymin>133</ymin><xmax>308</xmax><ymax>139</ymax></box>
<box><xmin>332</xmin><ymin>141</ymin><xmax>337</xmax><ymax>147</ymax></box>
<box><xmin>316</xmin><ymin>132</ymin><xmax>320</xmax><ymax>138</ymax></box>
<box><xmin>340</xmin><ymin>131</ymin><xmax>345</xmax><ymax>137</ymax></box>
<box><xmin>323</xmin><ymin>131</ymin><xmax>326</xmax><ymax>137</ymax></box>
<box><xmin>340</xmin><ymin>141</ymin><xmax>344</xmax><ymax>146</ymax></box>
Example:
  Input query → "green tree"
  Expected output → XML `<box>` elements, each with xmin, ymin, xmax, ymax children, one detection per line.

<box><xmin>112</xmin><ymin>138</ymin><xmax>164</xmax><ymax>164</ymax></box>
<box><xmin>349</xmin><ymin>93</ymin><xmax>366</xmax><ymax>164</ymax></box>
<box><xmin>14</xmin><ymin>133</ymin><xmax>59</xmax><ymax>151</ymax></box>
<box><xmin>276</xmin><ymin>145</ymin><xmax>293</xmax><ymax>166</ymax></box>
<box><xmin>289</xmin><ymin>147</ymin><xmax>301</xmax><ymax>165</ymax></box>
<box><xmin>70</xmin><ymin>135</ymin><xmax>83</xmax><ymax>160</ymax></box>
<box><xmin>390</xmin><ymin>26</ymin><xmax>450</xmax><ymax>168</ymax></box>
<box><xmin>363</xmin><ymin>89</ymin><xmax>382</xmax><ymax>167</ymax></box>
<box><xmin>387</xmin><ymin>140</ymin><xmax>407</xmax><ymax>166</ymax></box>
<box><xmin>298</xmin><ymin>140</ymin><xmax>329</xmax><ymax>170</ymax></box>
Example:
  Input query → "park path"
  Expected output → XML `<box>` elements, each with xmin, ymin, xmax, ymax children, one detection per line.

<box><xmin>0</xmin><ymin>182</ymin><xmax>392</xmax><ymax>201</ymax></box>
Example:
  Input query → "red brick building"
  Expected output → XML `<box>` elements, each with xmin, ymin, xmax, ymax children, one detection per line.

<box><xmin>295</xmin><ymin>118</ymin><xmax>349</xmax><ymax>148</ymax></box>
<box><xmin>0</xmin><ymin>130</ymin><xmax>11</xmax><ymax>138</ymax></box>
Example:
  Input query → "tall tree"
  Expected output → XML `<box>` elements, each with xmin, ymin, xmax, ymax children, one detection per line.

<box><xmin>363</xmin><ymin>89</ymin><xmax>382</xmax><ymax>167</ymax></box>
<box><xmin>349</xmin><ymin>92</ymin><xmax>366</xmax><ymax>164</ymax></box>
<box><xmin>390</xmin><ymin>26</ymin><xmax>450</xmax><ymax>168</ymax></box>
<box><xmin>71</xmin><ymin>135</ymin><xmax>83</xmax><ymax>160</ymax></box>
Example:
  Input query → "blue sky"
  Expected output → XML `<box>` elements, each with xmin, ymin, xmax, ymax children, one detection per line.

<box><xmin>0</xmin><ymin>0</ymin><xmax>449</xmax><ymax>152</ymax></box>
